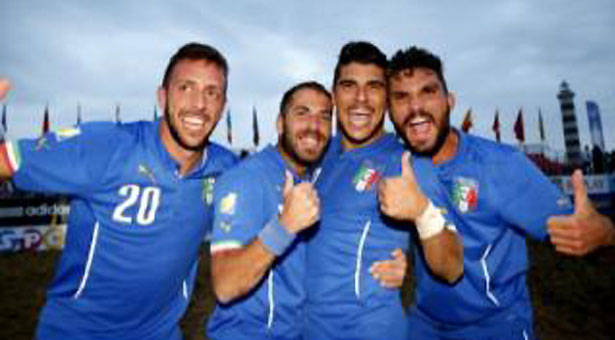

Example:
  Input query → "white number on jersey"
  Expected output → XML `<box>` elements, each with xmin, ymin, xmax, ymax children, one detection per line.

<box><xmin>112</xmin><ymin>185</ymin><xmax>161</xmax><ymax>225</ymax></box>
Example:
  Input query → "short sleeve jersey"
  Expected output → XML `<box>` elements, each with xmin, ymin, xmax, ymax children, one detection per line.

<box><xmin>304</xmin><ymin>133</ymin><xmax>456</xmax><ymax>340</ymax></box>
<box><xmin>1</xmin><ymin>120</ymin><xmax>237</xmax><ymax>340</ymax></box>
<box><xmin>410</xmin><ymin>131</ymin><xmax>573</xmax><ymax>327</ymax></box>
<box><xmin>207</xmin><ymin>145</ymin><xmax>310</xmax><ymax>340</ymax></box>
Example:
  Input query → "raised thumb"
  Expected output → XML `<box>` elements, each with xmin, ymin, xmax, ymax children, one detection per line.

<box><xmin>283</xmin><ymin>170</ymin><xmax>294</xmax><ymax>196</ymax></box>
<box><xmin>400</xmin><ymin>151</ymin><xmax>414</xmax><ymax>179</ymax></box>
<box><xmin>571</xmin><ymin>169</ymin><xmax>590</xmax><ymax>214</ymax></box>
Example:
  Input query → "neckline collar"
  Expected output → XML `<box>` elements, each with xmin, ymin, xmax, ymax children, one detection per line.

<box><xmin>153</xmin><ymin>119</ymin><xmax>209</xmax><ymax>178</ymax></box>
<box><xmin>334</xmin><ymin>133</ymin><xmax>398</xmax><ymax>159</ymax></box>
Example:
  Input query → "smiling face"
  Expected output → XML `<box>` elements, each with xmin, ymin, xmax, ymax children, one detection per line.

<box><xmin>388</xmin><ymin>67</ymin><xmax>456</xmax><ymax>160</ymax></box>
<box><xmin>333</xmin><ymin>62</ymin><xmax>387</xmax><ymax>150</ymax></box>
<box><xmin>158</xmin><ymin>58</ymin><xmax>226</xmax><ymax>154</ymax></box>
<box><xmin>278</xmin><ymin>87</ymin><xmax>333</xmax><ymax>172</ymax></box>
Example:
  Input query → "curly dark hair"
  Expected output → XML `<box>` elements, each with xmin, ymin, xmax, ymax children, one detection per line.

<box><xmin>388</xmin><ymin>46</ymin><xmax>448</xmax><ymax>93</ymax></box>
<box><xmin>332</xmin><ymin>41</ymin><xmax>387</xmax><ymax>87</ymax></box>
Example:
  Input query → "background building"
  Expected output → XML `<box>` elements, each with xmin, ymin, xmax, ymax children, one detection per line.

<box><xmin>557</xmin><ymin>81</ymin><xmax>582</xmax><ymax>167</ymax></box>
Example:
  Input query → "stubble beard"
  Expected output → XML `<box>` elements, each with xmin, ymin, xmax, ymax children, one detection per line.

<box><xmin>399</xmin><ymin>106</ymin><xmax>451</xmax><ymax>158</ymax></box>
<box><xmin>165</xmin><ymin>102</ymin><xmax>210</xmax><ymax>152</ymax></box>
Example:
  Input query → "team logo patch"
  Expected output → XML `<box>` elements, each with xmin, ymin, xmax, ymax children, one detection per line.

<box><xmin>138</xmin><ymin>164</ymin><xmax>157</xmax><ymax>184</ymax></box>
<box><xmin>34</xmin><ymin>136</ymin><xmax>50</xmax><ymax>151</ymax></box>
<box><xmin>452</xmin><ymin>177</ymin><xmax>479</xmax><ymax>213</ymax></box>
<box><xmin>352</xmin><ymin>163</ymin><xmax>382</xmax><ymax>192</ymax></box>
<box><xmin>202</xmin><ymin>177</ymin><xmax>215</xmax><ymax>205</ymax></box>
<box><xmin>55</xmin><ymin>127</ymin><xmax>81</xmax><ymax>141</ymax></box>
<box><xmin>220</xmin><ymin>192</ymin><xmax>237</xmax><ymax>215</ymax></box>
<box><xmin>218</xmin><ymin>221</ymin><xmax>232</xmax><ymax>233</ymax></box>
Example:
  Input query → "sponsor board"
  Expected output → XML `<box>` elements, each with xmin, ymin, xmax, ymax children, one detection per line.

<box><xmin>0</xmin><ymin>196</ymin><xmax>70</xmax><ymax>227</ymax></box>
<box><xmin>550</xmin><ymin>175</ymin><xmax>615</xmax><ymax>214</ymax></box>
<box><xmin>0</xmin><ymin>224</ymin><xmax>67</xmax><ymax>252</ymax></box>
<box><xmin>550</xmin><ymin>175</ymin><xmax>615</xmax><ymax>195</ymax></box>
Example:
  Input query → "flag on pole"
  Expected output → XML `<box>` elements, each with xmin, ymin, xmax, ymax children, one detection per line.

<box><xmin>115</xmin><ymin>103</ymin><xmax>121</xmax><ymax>124</ymax></box>
<box><xmin>153</xmin><ymin>105</ymin><xmax>158</xmax><ymax>121</ymax></box>
<box><xmin>538</xmin><ymin>108</ymin><xmax>545</xmax><ymax>142</ymax></box>
<box><xmin>2</xmin><ymin>103</ymin><xmax>7</xmax><ymax>133</ymax></box>
<box><xmin>42</xmin><ymin>104</ymin><xmax>50</xmax><ymax>134</ymax></box>
<box><xmin>461</xmin><ymin>108</ymin><xmax>473</xmax><ymax>132</ymax></box>
<box><xmin>252</xmin><ymin>106</ymin><xmax>260</xmax><ymax>147</ymax></box>
<box><xmin>226</xmin><ymin>109</ymin><xmax>232</xmax><ymax>145</ymax></box>
<box><xmin>0</xmin><ymin>104</ymin><xmax>6</xmax><ymax>141</ymax></box>
<box><xmin>492</xmin><ymin>109</ymin><xmax>500</xmax><ymax>142</ymax></box>
<box><xmin>77</xmin><ymin>103</ymin><xmax>82</xmax><ymax>126</ymax></box>
<box><xmin>514</xmin><ymin>108</ymin><xmax>525</xmax><ymax>143</ymax></box>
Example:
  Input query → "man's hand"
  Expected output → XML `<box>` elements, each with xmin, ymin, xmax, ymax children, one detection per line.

<box><xmin>369</xmin><ymin>248</ymin><xmax>407</xmax><ymax>288</ymax></box>
<box><xmin>547</xmin><ymin>169</ymin><xmax>615</xmax><ymax>256</ymax></box>
<box><xmin>0</xmin><ymin>78</ymin><xmax>11</xmax><ymax>101</ymax></box>
<box><xmin>378</xmin><ymin>152</ymin><xmax>428</xmax><ymax>221</ymax></box>
<box><xmin>279</xmin><ymin>171</ymin><xmax>320</xmax><ymax>233</ymax></box>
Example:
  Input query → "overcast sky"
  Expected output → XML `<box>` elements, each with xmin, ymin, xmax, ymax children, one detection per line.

<box><xmin>1</xmin><ymin>0</ymin><xmax>614</xmax><ymax>155</ymax></box>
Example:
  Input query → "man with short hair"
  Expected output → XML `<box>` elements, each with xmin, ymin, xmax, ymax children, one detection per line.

<box><xmin>305</xmin><ymin>41</ymin><xmax>464</xmax><ymax>340</ymax></box>
<box><xmin>0</xmin><ymin>42</ymin><xmax>237</xmax><ymax>340</ymax></box>
<box><xmin>386</xmin><ymin>45</ymin><xmax>615</xmax><ymax>340</ymax></box>
<box><xmin>207</xmin><ymin>81</ymin><xmax>333</xmax><ymax>340</ymax></box>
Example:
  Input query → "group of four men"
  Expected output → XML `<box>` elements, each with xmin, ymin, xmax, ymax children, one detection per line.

<box><xmin>0</xmin><ymin>41</ymin><xmax>613</xmax><ymax>340</ymax></box>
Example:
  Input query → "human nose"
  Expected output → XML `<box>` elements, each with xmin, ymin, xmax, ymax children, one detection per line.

<box><xmin>190</xmin><ymin>90</ymin><xmax>207</xmax><ymax>110</ymax></box>
<box><xmin>408</xmin><ymin>95</ymin><xmax>424</xmax><ymax>113</ymax></box>
<box><xmin>305</xmin><ymin>113</ymin><xmax>322</xmax><ymax>130</ymax></box>
<box><xmin>357</xmin><ymin>86</ymin><xmax>368</xmax><ymax>103</ymax></box>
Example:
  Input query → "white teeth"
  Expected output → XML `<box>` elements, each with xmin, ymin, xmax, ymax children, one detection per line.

<box><xmin>349</xmin><ymin>113</ymin><xmax>370</xmax><ymax>126</ymax></box>
<box><xmin>184</xmin><ymin>116</ymin><xmax>204</xmax><ymax>125</ymax></box>
<box><xmin>182</xmin><ymin>116</ymin><xmax>204</xmax><ymax>130</ymax></box>
<box><xmin>410</xmin><ymin>117</ymin><xmax>428</xmax><ymax>125</ymax></box>
<box><xmin>301</xmin><ymin>136</ymin><xmax>318</xmax><ymax>148</ymax></box>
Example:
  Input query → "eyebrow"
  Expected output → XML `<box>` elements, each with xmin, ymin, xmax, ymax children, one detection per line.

<box><xmin>291</xmin><ymin>105</ymin><xmax>310</xmax><ymax>112</ymax></box>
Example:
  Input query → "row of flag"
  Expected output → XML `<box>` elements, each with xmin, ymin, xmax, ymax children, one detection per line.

<box><xmin>1</xmin><ymin>103</ymin><xmax>262</xmax><ymax>148</ymax></box>
<box><xmin>226</xmin><ymin>106</ymin><xmax>259</xmax><ymax>147</ymax></box>
<box><xmin>0</xmin><ymin>103</ymin><xmax>553</xmax><ymax>147</ymax></box>
<box><xmin>460</xmin><ymin>107</ymin><xmax>545</xmax><ymax>143</ymax></box>
<box><xmin>1</xmin><ymin>103</ymin><xmax>88</xmax><ymax>136</ymax></box>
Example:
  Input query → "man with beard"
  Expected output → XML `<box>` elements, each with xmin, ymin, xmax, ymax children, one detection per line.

<box><xmin>386</xmin><ymin>46</ymin><xmax>615</xmax><ymax>340</ymax></box>
<box><xmin>208</xmin><ymin>80</ymin><xmax>409</xmax><ymax>340</ymax></box>
<box><xmin>0</xmin><ymin>42</ymin><xmax>237</xmax><ymax>340</ymax></box>
<box><xmin>206</xmin><ymin>81</ymin><xmax>332</xmax><ymax>340</ymax></box>
<box><xmin>305</xmin><ymin>41</ymin><xmax>464</xmax><ymax>340</ymax></box>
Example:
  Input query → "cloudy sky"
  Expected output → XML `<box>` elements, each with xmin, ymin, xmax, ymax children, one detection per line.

<box><xmin>1</xmin><ymin>0</ymin><xmax>614</xmax><ymax>156</ymax></box>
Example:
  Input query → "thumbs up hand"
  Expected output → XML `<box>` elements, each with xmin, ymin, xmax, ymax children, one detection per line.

<box><xmin>547</xmin><ymin>169</ymin><xmax>615</xmax><ymax>256</ymax></box>
<box><xmin>279</xmin><ymin>170</ymin><xmax>320</xmax><ymax>234</ymax></box>
<box><xmin>378</xmin><ymin>152</ymin><xmax>429</xmax><ymax>221</ymax></box>
<box><xmin>0</xmin><ymin>79</ymin><xmax>11</xmax><ymax>101</ymax></box>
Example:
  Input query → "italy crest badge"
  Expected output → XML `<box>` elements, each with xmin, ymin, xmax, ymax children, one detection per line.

<box><xmin>353</xmin><ymin>163</ymin><xmax>382</xmax><ymax>192</ymax></box>
<box><xmin>452</xmin><ymin>177</ymin><xmax>478</xmax><ymax>213</ymax></box>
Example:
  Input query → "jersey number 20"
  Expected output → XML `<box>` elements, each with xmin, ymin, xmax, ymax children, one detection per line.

<box><xmin>112</xmin><ymin>185</ymin><xmax>161</xmax><ymax>225</ymax></box>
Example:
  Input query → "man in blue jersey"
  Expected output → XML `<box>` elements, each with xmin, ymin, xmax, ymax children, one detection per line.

<box><xmin>207</xmin><ymin>81</ymin><xmax>333</xmax><ymax>340</ymax></box>
<box><xmin>305</xmin><ymin>41</ymin><xmax>464</xmax><ymax>340</ymax></box>
<box><xmin>385</xmin><ymin>46</ymin><xmax>615</xmax><ymax>340</ymax></box>
<box><xmin>0</xmin><ymin>42</ymin><xmax>237</xmax><ymax>340</ymax></box>
<box><xmin>208</xmin><ymin>79</ymin><xmax>409</xmax><ymax>340</ymax></box>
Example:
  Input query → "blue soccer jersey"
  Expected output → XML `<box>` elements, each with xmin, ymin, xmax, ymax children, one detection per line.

<box><xmin>2</xmin><ymin>120</ymin><xmax>237</xmax><ymax>340</ymax></box>
<box><xmin>407</xmin><ymin>131</ymin><xmax>573</xmax><ymax>340</ymax></box>
<box><xmin>305</xmin><ymin>133</ymin><xmax>457</xmax><ymax>340</ymax></box>
<box><xmin>207</xmin><ymin>145</ymin><xmax>312</xmax><ymax>340</ymax></box>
